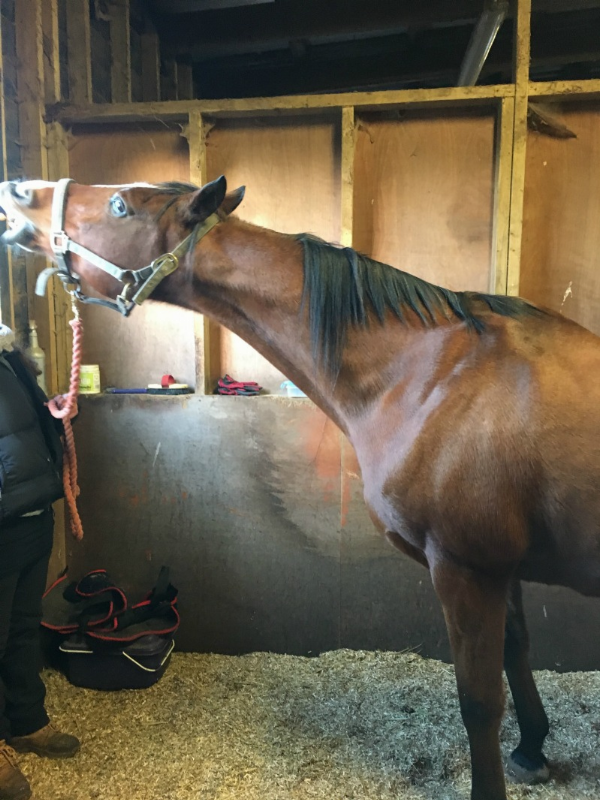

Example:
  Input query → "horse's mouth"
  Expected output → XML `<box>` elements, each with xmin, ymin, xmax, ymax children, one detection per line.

<box><xmin>0</xmin><ymin>214</ymin><xmax>37</xmax><ymax>249</ymax></box>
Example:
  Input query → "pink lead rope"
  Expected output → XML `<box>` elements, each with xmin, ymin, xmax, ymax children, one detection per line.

<box><xmin>47</xmin><ymin>301</ymin><xmax>84</xmax><ymax>540</ymax></box>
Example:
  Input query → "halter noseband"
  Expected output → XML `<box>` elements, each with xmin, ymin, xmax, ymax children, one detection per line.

<box><xmin>35</xmin><ymin>178</ymin><xmax>220</xmax><ymax>316</ymax></box>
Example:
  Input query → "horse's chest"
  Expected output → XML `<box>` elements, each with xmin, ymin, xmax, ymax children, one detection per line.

<box><xmin>355</xmin><ymin>450</ymin><xmax>426</xmax><ymax>547</ymax></box>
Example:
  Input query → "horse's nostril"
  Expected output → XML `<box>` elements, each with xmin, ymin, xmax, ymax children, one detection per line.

<box><xmin>9</xmin><ymin>182</ymin><xmax>33</xmax><ymax>207</ymax></box>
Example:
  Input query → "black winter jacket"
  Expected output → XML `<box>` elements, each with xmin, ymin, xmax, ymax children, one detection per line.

<box><xmin>0</xmin><ymin>350</ymin><xmax>64</xmax><ymax>525</ymax></box>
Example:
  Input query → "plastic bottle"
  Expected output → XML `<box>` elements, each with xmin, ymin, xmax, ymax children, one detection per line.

<box><xmin>27</xmin><ymin>320</ymin><xmax>47</xmax><ymax>395</ymax></box>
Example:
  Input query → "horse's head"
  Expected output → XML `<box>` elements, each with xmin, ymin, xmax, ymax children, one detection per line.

<box><xmin>0</xmin><ymin>176</ymin><xmax>245</xmax><ymax>313</ymax></box>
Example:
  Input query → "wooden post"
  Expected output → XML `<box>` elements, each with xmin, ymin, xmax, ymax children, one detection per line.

<box><xmin>15</xmin><ymin>0</ymin><xmax>71</xmax><ymax>394</ymax></box>
<box><xmin>41</xmin><ymin>0</ymin><xmax>61</xmax><ymax>104</ymax></box>
<box><xmin>188</xmin><ymin>109</ymin><xmax>218</xmax><ymax>394</ymax></box>
<box><xmin>177</xmin><ymin>62</ymin><xmax>194</xmax><ymax>101</ymax></box>
<box><xmin>14</xmin><ymin>0</ymin><xmax>68</xmax><ymax>579</ymax></box>
<box><xmin>161</xmin><ymin>58</ymin><xmax>178</xmax><ymax>101</ymax></box>
<box><xmin>0</xmin><ymin>8</ymin><xmax>13</xmax><ymax>327</ymax></box>
<box><xmin>46</xmin><ymin>121</ymin><xmax>72</xmax><ymax>396</ymax></box>
<box><xmin>109</xmin><ymin>0</ymin><xmax>131</xmax><ymax>103</ymax></box>
<box><xmin>14</xmin><ymin>0</ymin><xmax>53</xmax><ymax>356</ymax></box>
<box><xmin>0</xmin><ymin>3</ymin><xmax>26</xmax><ymax>334</ymax></box>
<box><xmin>67</xmin><ymin>0</ymin><xmax>93</xmax><ymax>104</ymax></box>
<box><xmin>491</xmin><ymin>96</ymin><xmax>514</xmax><ymax>294</ymax></box>
<box><xmin>141</xmin><ymin>28</ymin><xmax>161</xmax><ymax>101</ymax></box>
<box><xmin>506</xmin><ymin>0</ymin><xmax>531</xmax><ymax>296</ymax></box>
<box><xmin>340</xmin><ymin>106</ymin><xmax>355</xmax><ymax>248</ymax></box>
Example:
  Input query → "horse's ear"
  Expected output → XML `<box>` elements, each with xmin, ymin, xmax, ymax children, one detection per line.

<box><xmin>182</xmin><ymin>175</ymin><xmax>227</xmax><ymax>225</ymax></box>
<box><xmin>221</xmin><ymin>186</ymin><xmax>245</xmax><ymax>216</ymax></box>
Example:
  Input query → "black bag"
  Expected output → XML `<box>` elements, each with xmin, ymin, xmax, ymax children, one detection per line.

<box><xmin>42</xmin><ymin>566</ymin><xmax>179</xmax><ymax>690</ymax></box>
<box><xmin>59</xmin><ymin>634</ymin><xmax>175</xmax><ymax>690</ymax></box>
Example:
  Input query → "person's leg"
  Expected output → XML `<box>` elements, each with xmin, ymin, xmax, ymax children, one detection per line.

<box><xmin>3</xmin><ymin>541</ymin><xmax>79</xmax><ymax>759</ymax></box>
<box><xmin>0</xmin><ymin>551</ymin><xmax>50</xmax><ymax>738</ymax></box>
<box><xmin>0</xmin><ymin>572</ymin><xmax>31</xmax><ymax>800</ymax></box>
<box><xmin>0</xmin><ymin>573</ymin><xmax>19</xmax><ymax>743</ymax></box>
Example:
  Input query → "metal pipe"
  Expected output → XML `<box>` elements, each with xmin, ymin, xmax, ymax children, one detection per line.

<box><xmin>458</xmin><ymin>0</ymin><xmax>509</xmax><ymax>86</ymax></box>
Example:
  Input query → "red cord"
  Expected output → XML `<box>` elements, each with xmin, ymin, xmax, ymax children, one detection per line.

<box><xmin>47</xmin><ymin>315</ymin><xmax>84</xmax><ymax>540</ymax></box>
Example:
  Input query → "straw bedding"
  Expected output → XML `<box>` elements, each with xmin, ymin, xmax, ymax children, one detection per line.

<box><xmin>21</xmin><ymin>649</ymin><xmax>600</xmax><ymax>800</ymax></box>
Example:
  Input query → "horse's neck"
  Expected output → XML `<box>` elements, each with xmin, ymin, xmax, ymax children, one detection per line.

<box><xmin>185</xmin><ymin>219</ymin><xmax>425</xmax><ymax>434</ymax></box>
<box><xmin>187</xmin><ymin>220</ymin><xmax>348</xmax><ymax>427</ymax></box>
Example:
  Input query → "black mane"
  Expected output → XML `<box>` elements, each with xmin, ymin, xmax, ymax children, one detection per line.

<box><xmin>152</xmin><ymin>181</ymin><xmax>199</xmax><ymax>221</ymax></box>
<box><xmin>297</xmin><ymin>234</ymin><xmax>541</xmax><ymax>378</ymax></box>
<box><xmin>155</xmin><ymin>181</ymin><xmax>199</xmax><ymax>195</ymax></box>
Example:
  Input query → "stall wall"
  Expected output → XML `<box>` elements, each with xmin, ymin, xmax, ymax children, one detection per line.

<box><xmin>68</xmin><ymin>124</ymin><xmax>196</xmax><ymax>389</ymax></box>
<box><xmin>64</xmin><ymin>113</ymin><xmax>600</xmax><ymax>671</ymax></box>
<box><xmin>353</xmin><ymin>109</ymin><xmax>495</xmax><ymax>292</ymax></box>
<box><xmin>205</xmin><ymin>114</ymin><xmax>341</xmax><ymax>393</ymax></box>
<box><xmin>520</xmin><ymin>103</ymin><xmax>600</xmax><ymax>333</ymax></box>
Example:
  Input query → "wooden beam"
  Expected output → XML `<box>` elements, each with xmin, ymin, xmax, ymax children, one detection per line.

<box><xmin>528</xmin><ymin>79</ymin><xmax>600</xmax><ymax>99</ymax></box>
<box><xmin>109</xmin><ymin>0</ymin><xmax>131</xmax><ymax>103</ymax></box>
<box><xmin>141</xmin><ymin>29</ymin><xmax>161</xmax><ymax>101</ymax></box>
<box><xmin>41</xmin><ymin>0</ymin><xmax>61</xmax><ymax>104</ymax></box>
<box><xmin>506</xmin><ymin>0</ymin><xmax>531</xmax><ymax>297</ymax></box>
<box><xmin>67</xmin><ymin>0</ymin><xmax>93</xmax><ymax>104</ymax></box>
<box><xmin>491</xmin><ymin>96</ymin><xmax>514</xmax><ymax>294</ymax></box>
<box><xmin>340</xmin><ymin>107</ymin><xmax>355</xmax><ymax>248</ymax></box>
<box><xmin>187</xmin><ymin>110</ymin><xmax>217</xmax><ymax>394</ymax></box>
<box><xmin>48</xmin><ymin>83</ymin><xmax>515</xmax><ymax>125</ymax></box>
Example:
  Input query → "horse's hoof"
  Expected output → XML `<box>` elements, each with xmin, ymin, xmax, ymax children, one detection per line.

<box><xmin>507</xmin><ymin>749</ymin><xmax>550</xmax><ymax>784</ymax></box>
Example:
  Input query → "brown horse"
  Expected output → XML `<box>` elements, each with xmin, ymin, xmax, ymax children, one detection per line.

<box><xmin>2</xmin><ymin>176</ymin><xmax>600</xmax><ymax>800</ymax></box>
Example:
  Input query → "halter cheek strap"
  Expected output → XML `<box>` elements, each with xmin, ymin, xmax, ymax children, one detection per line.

<box><xmin>35</xmin><ymin>178</ymin><xmax>220</xmax><ymax>316</ymax></box>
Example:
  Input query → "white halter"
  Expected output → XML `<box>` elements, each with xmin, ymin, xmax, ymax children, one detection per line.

<box><xmin>35</xmin><ymin>178</ymin><xmax>220</xmax><ymax>316</ymax></box>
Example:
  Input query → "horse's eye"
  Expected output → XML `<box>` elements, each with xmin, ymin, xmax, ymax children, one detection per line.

<box><xmin>109</xmin><ymin>195</ymin><xmax>127</xmax><ymax>218</ymax></box>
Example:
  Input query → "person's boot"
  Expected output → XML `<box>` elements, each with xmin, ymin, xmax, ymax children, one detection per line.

<box><xmin>0</xmin><ymin>741</ymin><xmax>30</xmax><ymax>800</ymax></box>
<box><xmin>9</xmin><ymin>723</ymin><xmax>79</xmax><ymax>759</ymax></box>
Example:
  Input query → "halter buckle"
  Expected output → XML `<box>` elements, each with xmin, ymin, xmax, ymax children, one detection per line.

<box><xmin>51</xmin><ymin>231</ymin><xmax>68</xmax><ymax>253</ymax></box>
<box><xmin>116</xmin><ymin>282</ymin><xmax>135</xmax><ymax>317</ymax></box>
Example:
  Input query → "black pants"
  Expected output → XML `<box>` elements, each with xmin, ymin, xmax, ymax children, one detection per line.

<box><xmin>0</xmin><ymin>537</ymin><xmax>51</xmax><ymax>741</ymax></box>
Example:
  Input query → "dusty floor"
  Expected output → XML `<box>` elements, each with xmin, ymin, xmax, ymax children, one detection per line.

<box><xmin>20</xmin><ymin>649</ymin><xmax>600</xmax><ymax>800</ymax></box>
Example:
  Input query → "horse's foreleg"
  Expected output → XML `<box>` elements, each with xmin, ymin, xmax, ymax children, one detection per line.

<box><xmin>504</xmin><ymin>578</ymin><xmax>550</xmax><ymax>784</ymax></box>
<box><xmin>431</xmin><ymin>557</ymin><xmax>509</xmax><ymax>800</ymax></box>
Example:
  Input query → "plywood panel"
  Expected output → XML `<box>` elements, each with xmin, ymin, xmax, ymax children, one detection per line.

<box><xmin>520</xmin><ymin>103</ymin><xmax>600</xmax><ymax>335</ymax></box>
<box><xmin>68</xmin><ymin>124</ymin><xmax>196</xmax><ymax>388</ymax></box>
<box><xmin>353</xmin><ymin>109</ymin><xmax>495</xmax><ymax>293</ymax></box>
<box><xmin>205</xmin><ymin>114</ymin><xmax>341</xmax><ymax>394</ymax></box>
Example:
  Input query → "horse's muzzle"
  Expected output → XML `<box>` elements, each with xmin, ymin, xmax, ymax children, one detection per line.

<box><xmin>0</xmin><ymin>181</ymin><xmax>36</xmax><ymax>247</ymax></box>
<box><xmin>1</xmin><ymin>218</ymin><xmax>35</xmax><ymax>246</ymax></box>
